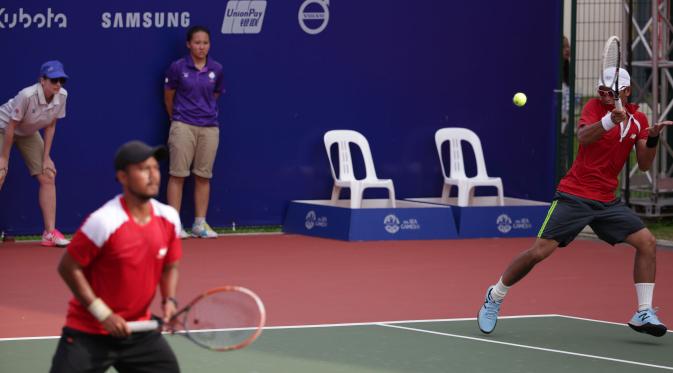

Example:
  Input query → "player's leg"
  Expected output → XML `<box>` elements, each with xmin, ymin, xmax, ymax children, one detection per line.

<box><xmin>591</xmin><ymin>203</ymin><xmax>666</xmax><ymax>336</ymax></box>
<box><xmin>167</xmin><ymin>121</ymin><xmax>196</xmax><ymax>238</ymax></box>
<box><xmin>113</xmin><ymin>331</ymin><xmax>179</xmax><ymax>373</ymax></box>
<box><xmin>477</xmin><ymin>192</ymin><xmax>592</xmax><ymax>334</ymax></box>
<box><xmin>478</xmin><ymin>237</ymin><xmax>560</xmax><ymax>334</ymax></box>
<box><xmin>49</xmin><ymin>327</ymin><xmax>115</xmax><ymax>373</ymax></box>
<box><xmin>625</xmin><ymin>228</ymin><xmax>667</xmax><ymax>336</ymax></box>
<box><xmin>191</xmin><ymin>125</ymin><xmax>219</xmax><ymax>238</ymax></box>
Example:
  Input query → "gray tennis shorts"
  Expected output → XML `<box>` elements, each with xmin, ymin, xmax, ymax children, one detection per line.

<box><xmin>537</xmin><ymin>191</ymin><xmax>645</xmax><ymax>247</ymax></box>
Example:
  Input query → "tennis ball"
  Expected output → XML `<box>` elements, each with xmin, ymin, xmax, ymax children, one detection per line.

<box><xmin>513</xmin><ymin>92</ymin><xmax>527</xmax><ymax>107</ymax></box>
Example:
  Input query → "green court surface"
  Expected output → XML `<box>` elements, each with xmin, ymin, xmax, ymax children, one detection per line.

<box><xmin>1</xmin><ymin>316</ymin><xmax>671</xmax><ymax>372</ymax></box>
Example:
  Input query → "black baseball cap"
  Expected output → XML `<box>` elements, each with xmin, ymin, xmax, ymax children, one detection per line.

<box><xmin>114</xmin><ymin>140</ymin><xmax>168</xmax><ymax>171</ymax></box>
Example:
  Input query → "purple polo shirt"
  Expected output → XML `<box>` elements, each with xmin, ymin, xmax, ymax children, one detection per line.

<box><xmin>164</xmin><ymin>56</ymin><xmax>225</xmax><ymax>127</ymax></box>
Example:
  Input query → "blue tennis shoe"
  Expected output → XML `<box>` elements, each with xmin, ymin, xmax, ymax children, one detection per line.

<box><xmin>628</xmin><ymin>308</ymin><xmax>668</xmax><ymax>337</ymax></box>
<box><xmin>478</xmin><ymin>286</ymin><xmax>502</xmax><ymax>334</ymax></box>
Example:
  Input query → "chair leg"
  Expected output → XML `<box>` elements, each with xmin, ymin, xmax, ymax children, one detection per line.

<box><xmin>388</xmin><ymin>184</ymin><xmax>396</xmax><ymax>208</ymax></box>
<box><xmin>457</xmin><ymin>187</ymin><xmax>469</xmax><ymax>207</ymax></box>
<box><xmin>350</xmin><ymin>185</ymin><xmax>362</xmax><ymax>208</ymax></box>
<box><xmin>497</xmin><ymin>185</ymin><xmax>505</xmax><ymax>206</ymax></box>
<box><xmin>331</xmin><ymin>186</ymin><xmax>341</xmax><ymax>203</ymax></box>
<box><xmin>441</xmin><ymin>184</ymin><xmax>451</xmax><ymax>203</ymax></box>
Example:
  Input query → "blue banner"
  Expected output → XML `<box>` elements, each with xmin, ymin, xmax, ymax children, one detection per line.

<box><xmin>0</xmin><ymin>1</ymin><xmax>562</xmax><ymax>234</ymax></box>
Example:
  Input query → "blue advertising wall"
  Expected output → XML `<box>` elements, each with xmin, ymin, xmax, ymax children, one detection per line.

<box><xmin>0</xmin><ymin>1</ymin><xmax>562</xmax><ymax>234</ymax></box>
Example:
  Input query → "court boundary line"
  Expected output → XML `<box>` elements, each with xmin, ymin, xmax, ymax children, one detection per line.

<box><xmin>558</xmin><ymin>314</ymin><xmax>672</xmax><ymax>332</ymax></box>
<box><xmin>0</xmin><ymin>314</ymin><xmax>557</xmax><ymax>342</ymax></box>
<box><xmin>1</xmin><ymin>313</ymin><xmax>667</xmax><ymax>342</ymax></box>
<box><xmin>378</xmin><ymin>323</ymin><xmax>673</xmax><ymax>371</ymax></box>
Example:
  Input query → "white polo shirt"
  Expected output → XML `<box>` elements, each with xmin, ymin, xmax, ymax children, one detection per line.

<box><xmin>0</xmin><ymin>83</ymin><xmax>67</xmax><ymax>136</ymax></box>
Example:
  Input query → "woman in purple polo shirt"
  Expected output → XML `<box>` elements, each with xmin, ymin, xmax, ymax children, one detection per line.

<box><xmin>164</xmin><ymin>25</ymin><xmax>224</xmax><ymax>239</ymax></box>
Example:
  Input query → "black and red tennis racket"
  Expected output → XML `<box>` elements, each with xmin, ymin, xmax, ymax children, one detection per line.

<box><xmin>128</xmin><ymin>286</ymin><xmax>266</xmax><ymax>352</ymax></box>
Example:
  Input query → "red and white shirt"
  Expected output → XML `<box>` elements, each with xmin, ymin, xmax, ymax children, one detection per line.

<box><xmin>558</xmin><ymin>99</ymin><xmax>649</xmax><ymax>202</ymax></box>
<box><xmin>64</xmin><ymin>195</ymin><xmax>182</xmax><ymax>334</ymax></box>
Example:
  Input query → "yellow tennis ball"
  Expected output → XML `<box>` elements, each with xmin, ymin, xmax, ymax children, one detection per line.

<box><xmin>513</xmin><ymin>92</ymin><xmax>527</xmax><ymax>107</ymax></box>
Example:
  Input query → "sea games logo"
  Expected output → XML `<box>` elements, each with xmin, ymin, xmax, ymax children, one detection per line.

<box><xmin>298</xmin><ymin>0</ymin><xmax>329</xmax><ymax>35</ymax></box>
<box><xmin>496</xmin><ymin>214</ymin><xmax>512</xmax><ymax>234</ymax></box>
<box><xmin>222</xmin><ymin>0</ymin><xmax>266</xmax><ymax>34</ymax></box>
<box><xmin>383</xmin><ymin>215</ymin><xmax>421</xmax><ymax>235</ymax></box>
<box><xmin>0</xmin><ymin>8</ymin><xmax>67</xmax><ymax>29</ymax></box>
<box><xmin>496</xmin><ymin>214</ymin><xmax>532</xmax><ymax>234</ymax></box>
<box><xmin>305</xmin><ymin>210</ymin><xmax>327</xmax><ymax>230</ymax></box>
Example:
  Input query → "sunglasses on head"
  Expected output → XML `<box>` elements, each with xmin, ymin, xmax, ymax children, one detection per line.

<box><xmin>45</xmin><ymin>77</ymin><xmax>67</xmax><ymax>85</ymax></box>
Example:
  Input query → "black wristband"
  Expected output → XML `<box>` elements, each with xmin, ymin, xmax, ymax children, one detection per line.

<box><xmin>162</xmin><ymin>297</ymin><xmax>178</xmax><ymax>308</ymax></box>
<box><xmin>646</xmin><ymin>135</ymin><xmax>660</xmax><ymax>148</ymax></box>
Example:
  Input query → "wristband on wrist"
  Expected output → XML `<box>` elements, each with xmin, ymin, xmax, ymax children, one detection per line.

<box><xmin>601</xmin><ymin>113</ymin><xmax>616</xmax><ymax>131</ymax></box>
<box><xmin>162</xmin><ymin>296</ymin><xmax>179</xmax><ymax>308</ymax></box>
<box><xmin>87</xmin><ymin>298</ymin><xmax>113</xmax><ymax>322</ymax></box>
<box><xmin>646</xmin><ymin>135</ymin><xmax>660</xmax><ymax>148</ymax></box>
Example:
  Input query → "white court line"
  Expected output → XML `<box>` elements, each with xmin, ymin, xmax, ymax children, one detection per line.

<box><xmin>378</xmin><ymin>323</ymin><xmax>673</xmax><ymax>371</ymax></box>
<box><xmin>558</xmin><ymin>314</ymin><xmax>672</xmax><ymax>333</ymax></box>
<box><xmin>0</xmin><ymin>314</ymin><xmax>558</xmax><ymax>342</ymax></box>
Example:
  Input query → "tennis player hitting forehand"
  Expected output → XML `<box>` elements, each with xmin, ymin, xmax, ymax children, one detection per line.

<box><xmin>478</xmin><ymin>68</ymin><xmax>670</xmax><ymax>337</ymax></box>
<box><xmin>50</xmin><ymin>141</ymin><xmax>183</xmax><ymax>372</ymax></box>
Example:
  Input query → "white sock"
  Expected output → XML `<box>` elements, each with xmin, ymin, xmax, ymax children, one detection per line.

<box><xmin>635</xmin><ymin>283</ymin><xmax>655</xmax><ymax>311</ymax></box>
<box><xmin>194</xmin><ymin>217</ymin><xmax>206</xmax><ymax>227</ymax></box>
<box><xmin>490</xmin><ymin>277</ymin><xmax>510</xmax><ymax>302</ymax></box>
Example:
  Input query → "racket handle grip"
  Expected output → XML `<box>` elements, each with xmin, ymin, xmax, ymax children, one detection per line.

<box><xmin>127</xmin><ymin>320</ymin><xmax>160</xmax><ymax>332</ymax></box>
<box><xmin>615</xmin><ymin>98</ymin><xmax>623</xmax><ymax>110</ymax></box>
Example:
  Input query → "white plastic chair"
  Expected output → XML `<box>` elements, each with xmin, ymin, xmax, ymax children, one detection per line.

<box><xmin>435</xmin><ymin>128</ymin><xmax>504</xmax><ymax>207</ymax></box>
<box><xmin>324</xmin><ymin>130</ymin><xmax>396</xmax><ymax>208</ymax></box>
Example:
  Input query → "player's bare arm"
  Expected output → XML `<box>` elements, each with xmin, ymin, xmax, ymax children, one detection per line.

<box><xmin>160</xmin><ymin>261</ymin><xmax>180</xmax><ymax>323</ymax></box>
<box><xmin>635</xmin><ymin>120</ymin><xmax>673</xmax><ymax>171</ymax></box>
<box><xmin>57</xmin><ymin>253</ymin><xmax>131</xmax><ymax>337</ymax></box>
<box><xmin>577</xmin><ymin>107</ymin><xmax>627</xmax><ymax>145</ymax></box>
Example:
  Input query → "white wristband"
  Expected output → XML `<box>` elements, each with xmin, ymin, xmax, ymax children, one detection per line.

<box><xmin>601</xmin><ymin>113</ymin><xmax>616</xmax><ymax>131</ymax></box>
<box><xmin>87</xmin><ymin>298</ymin><xmax>113</xmax><ymax>322</ymax></box>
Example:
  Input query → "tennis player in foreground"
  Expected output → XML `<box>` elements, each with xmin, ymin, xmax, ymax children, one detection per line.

<box><xmin>478</xmin><ymin>68</ymin><xmax>670</xmax><ymax>337</ymax></box>
<box><xmin>50</xmin><ymin>140</ymin><xmax>183</xmax><ymax>372</ymax></box>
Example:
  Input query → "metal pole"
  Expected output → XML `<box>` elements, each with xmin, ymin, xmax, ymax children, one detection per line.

<box><xmin>567</xmin><ymin>0</ymin><xmax>577</xmax><ymax>173</ymax></box>
<box><xmin>556</xmin><ymin>0</ymin><xmax>565</xmax><ymax>184</ymax></box>
<box><xmin>625</xmin><ymin>0</ymin><xmax>634</xmax><ymax>206</ymax></box>
<box><xmin>652</xmin><ymin>0</ymin><xmax>660</xmax><ymax>199</ymax></box>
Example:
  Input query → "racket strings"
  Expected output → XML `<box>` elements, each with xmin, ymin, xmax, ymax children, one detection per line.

<box><xmin>601</xmin><ymin>39</ymin><xmax>620</xmax><ymax>88</ymax></box>
<box><xmin>186</xmin><ymin>291</ymin><xmax>263</xmax><ymax>350</ymax></box>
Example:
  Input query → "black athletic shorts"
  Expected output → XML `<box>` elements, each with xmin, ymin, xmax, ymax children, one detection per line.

<box><xmin>49</xmin><ymin>327</ymin><xmax>180</xmax><ymax>373</ymax></box>
<box><xmin>537</xmin><ymin>191</ymin><xmax>645</xmax><ymax>247</ymax></box>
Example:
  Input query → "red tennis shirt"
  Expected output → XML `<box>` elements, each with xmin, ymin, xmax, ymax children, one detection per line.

<box><xmin>64</xmin><ymin>195</ymin><xmax>182</xmax><ymax>334</ymax></box>
<box><xmin>557</xmin><ymin>99</ymin><xmax>649</xmax><ymax>202</ymax></box>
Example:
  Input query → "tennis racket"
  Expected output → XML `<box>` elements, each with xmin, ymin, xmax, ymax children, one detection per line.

<box><xmin>128</xmin><ymin>286</ymin><xmax>266</xmax><ymax>352</ymax></box>
<box><xmin>600</xmin><ymin>35</ymin><xmax>623</xmax><ymax>110</ymax></box>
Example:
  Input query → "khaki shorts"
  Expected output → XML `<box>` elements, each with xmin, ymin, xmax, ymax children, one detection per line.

<box><xmin>167</xmin><ymin>121</ymin><xmax>219</xmax><ymax>178</ymax></box>
<box><xmin>0</xmin><ymin>129</ymin><xmax>45</xmax><ymax>176</ymax></box>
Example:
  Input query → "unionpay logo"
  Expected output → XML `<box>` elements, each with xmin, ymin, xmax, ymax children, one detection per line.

<box><xmin>298</xmin><ymin>0</ymin><xmax>329</xmax><ymax>35</ymax></box>
<box><xmin>222</xmin><ymin>0</ymin><xmax>266</xmax><ymax>34</ymax></box>
<box><xmin>496</xmin><ymin>214</ymin><xmax>512</xmax><ymax>234</ymax></box>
